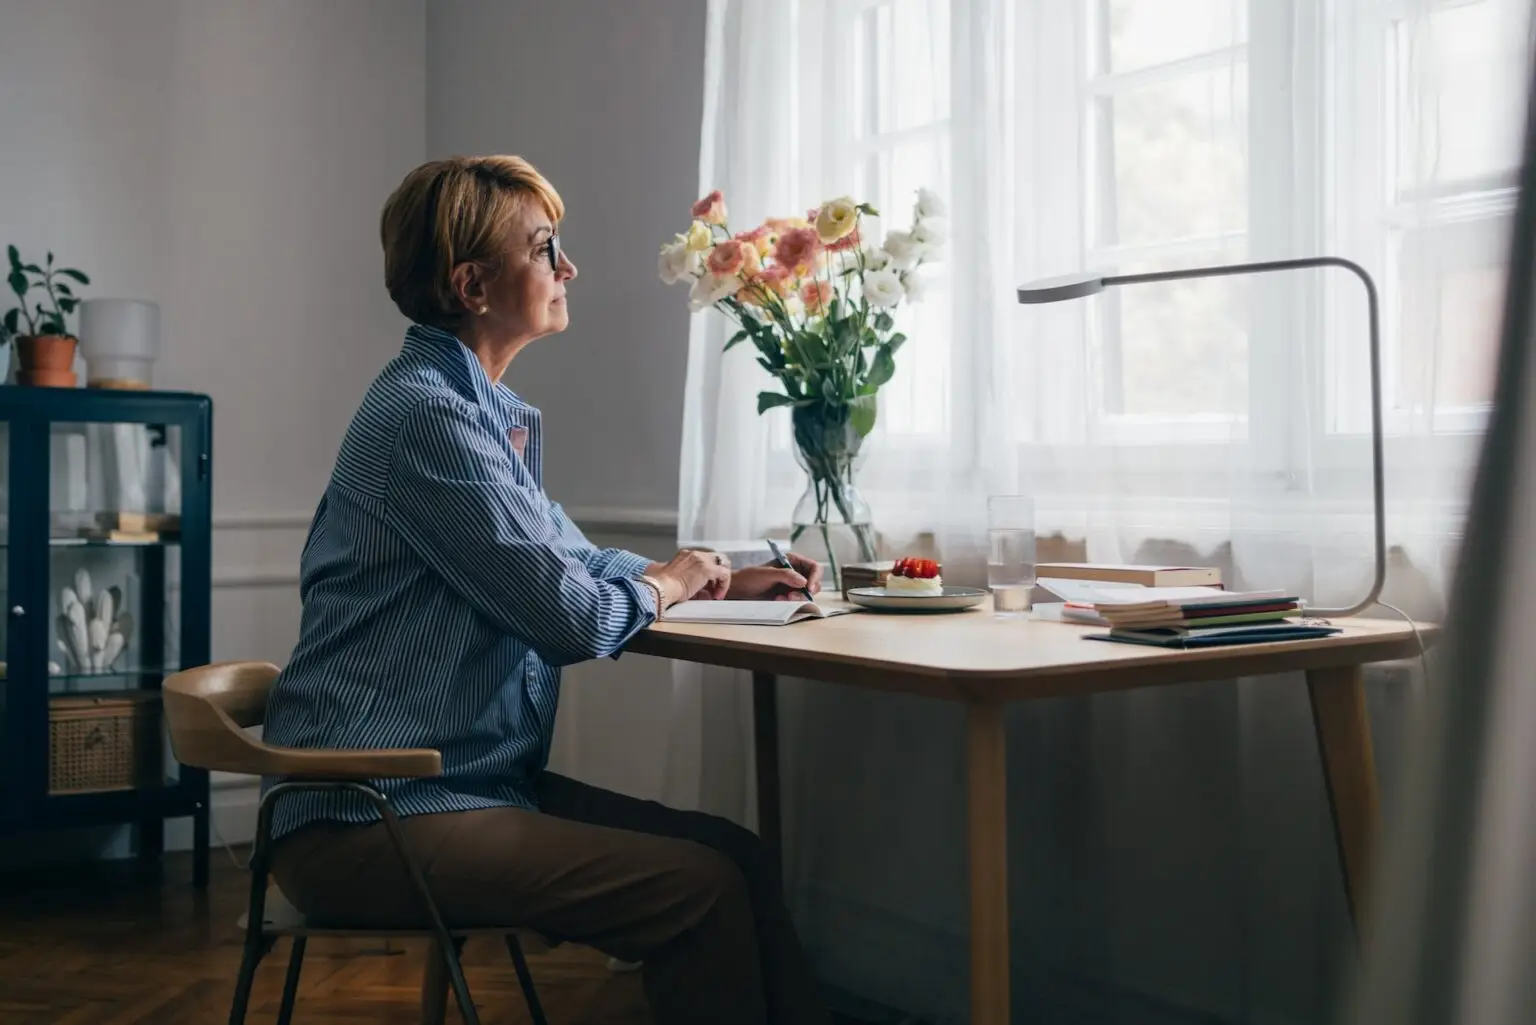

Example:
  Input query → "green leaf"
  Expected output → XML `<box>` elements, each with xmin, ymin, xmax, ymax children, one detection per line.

<box><xmin>886</xmin><ymin>332</ymin><xmax>907</xmax><ymax>354</ymax></box>
<box><xmin>757</xmin><ymin>391</ymin><xmax>799</xmax><ymax>414</ymax></box>
<box><xmin>6</xmin><ymin>245</ymin><xmax>18</xmax><ymax>270</ymax></box>
<box><xmin>849</xmin><ymin>394</ymin><xmax>878</xmax><ymax>436</ymax></box>
<box><xmin>22</xmin><ymin>264</ymin><xmax>42</xmax><ymax>274</ymax></box>
<box><xmin>56</xmin><ymin>282</ymin><xmax>72</xmax><ymax>297</ymax></box>
<box><xmin>46</xmin><ymin>251</ymin><xmax>53</xmax><ymax>266</ymax></box>
<box><xmin>59</xmin><ymin>268</ymin><xmax>89</xmax><ymax>285</ymax></box>
<box><xmin>864</xmin><ymin>344</ymin><xmax>898</xmax><ymax>390</ymax></box>
<box><xmin>857</xmin><ymin>202</ymin><xmax>880</xmax><ymax>216</ymax></box>
<box><xmin>7</xmin><ymin>270</ymin><xmax>27</xmax><ymax>297</ymax></box>
<box><xmin>724</xmin><ymin>328</ymin><xmax>749</xmax><ymax>351</ymax></box>
<box><xmin>3</xmin><ymin>309</ymin><xmax>18</xmax><ymax>334</ymax></box>
<box><xmin>796</xmin><ymin>330</ymin><xmax>829</xmax><ymax>367</ymax></box>
<box><xmin>59</xmin><ymin>298</ymin><xmax>78</xmax><ymax>313</ymax></box>
<box><xmin>873</xmin><ymin>311</ymin><xmax>894</xmax><ymax>332</ymax></box>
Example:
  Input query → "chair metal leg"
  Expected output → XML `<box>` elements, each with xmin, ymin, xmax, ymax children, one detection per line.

<box><xmin>276</xmin><ymin>936</ymin><xmax>307</xmax><ymax>1025</ymax></box>
<box><xmin>229</xmin><ymin>869</ymin><xmax>271</xmax><ymax>1025</ymax></box>
<box><xmin>505</xmin><ymin>935</ymin><xmax>548</xmax><ymax>1025</ymax></box>
<box><xmin>436</xmin><ymin>935</ymin><xmax>480</xmax><ymax>1025</ymax></box>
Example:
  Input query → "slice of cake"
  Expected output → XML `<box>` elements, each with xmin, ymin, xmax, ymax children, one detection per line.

<box><xmin>886</xmin><ymin>557</ymin><xmax>943</xmax><ymax>595</ymax></box>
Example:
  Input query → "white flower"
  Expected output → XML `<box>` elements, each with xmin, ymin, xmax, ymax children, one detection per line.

<box><xmin>911</xmin><ymin>217</ymin><xmax>948</xmax><ymax>249</ymax></box>
<box><xmin>900</xmin><ymin>270</ymin><xmax>929</xmax><ymax>303</ymax></box>
<box><xmin>861</xmin><ymin>243</ymin><xmax>892</xmax><ymax>272</ymax></box>
<box><xmin>881</xmin><ymin>229</ymin><xmax>923</xmax><ymax>269</ymax></box>
<box><xmin>658</xmin><ymin>238</ymin><xmax>701</xmax><ymax>284</ymax></box>
<box><xmin>685</xmin><ymin>220</ymin><xmax>713</xmax><ymax>252</ymax></box>
<box><xmin>915</xmin><ymin>187</ymin><xmax>947</xmax><ymax>218</ymax></box>
<box><xmin>688</xmin><ymin>272</ymin><xmax>739</xmax><ymax>312</ymax></box>
<box><xmin>863</xmin><ymin>268</ymin><xmax>904</xmax><ymax>308</ymax></box>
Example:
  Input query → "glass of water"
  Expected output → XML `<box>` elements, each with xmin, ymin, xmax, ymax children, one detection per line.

<box><xmin>987</xmin><ymin>495</ymin><xmax>1036</xmax><ymax>617</ymax></box>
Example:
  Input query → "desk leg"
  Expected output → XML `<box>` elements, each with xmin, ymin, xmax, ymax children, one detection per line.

<box><xmin>968</xmin><ymin>702</ymin><xmax>1010</xmax><ymax>1025</ymax></box>
<box><xmin>752</xmin><ymin>671</ymin><xmax>784</xmax><ymax>894</ymax></box>
<box><xmin>1307</xmin><ymin>664</ymin><xmax>1381</xmax><ymax>933</ymax></box>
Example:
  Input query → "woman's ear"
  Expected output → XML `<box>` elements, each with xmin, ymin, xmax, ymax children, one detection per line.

<box><xmin>450</xmin><ymin>261</ymin><xmax>487</xmax><ymax>314</ymax></box>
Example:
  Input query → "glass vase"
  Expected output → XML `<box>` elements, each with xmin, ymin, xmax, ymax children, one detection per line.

<box><xmin>789</xmin><ymin>406</ymin><xmax>878</xmax><ymax>587</ymax></box>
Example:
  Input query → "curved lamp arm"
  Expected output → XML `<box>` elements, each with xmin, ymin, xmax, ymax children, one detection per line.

<box><xmin>1018</xmin><ymin>256</ymin><xmax>1386</xmax><ymax>618</ymax></box>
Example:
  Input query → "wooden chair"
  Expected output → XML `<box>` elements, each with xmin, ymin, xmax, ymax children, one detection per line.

<box><xmin>161</xmin><ymin>661</ymin><xmax>551</xmax><ymax>1025</ymax></box>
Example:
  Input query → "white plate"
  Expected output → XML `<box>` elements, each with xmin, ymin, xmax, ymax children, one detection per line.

<box><xmin>845</xmin><ymin>586</ymin><xmax>989</xmax><ymax>612</ymax></box>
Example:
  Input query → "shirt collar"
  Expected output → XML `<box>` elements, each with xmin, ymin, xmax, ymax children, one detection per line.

<box><xmin>402</xmin><ymin>323</ymin><xmax>521</xmax><ymax>426</ymax></box>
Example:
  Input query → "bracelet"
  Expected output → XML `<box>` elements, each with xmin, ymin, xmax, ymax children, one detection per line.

<box><xmin>638</xmin><ymin>574</ymin><xmax>669</xmax><ymax>612</ymax></box>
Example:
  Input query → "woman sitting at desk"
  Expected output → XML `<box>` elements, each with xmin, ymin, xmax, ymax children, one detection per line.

<box><xmin>262</xmin><ymin>155</ymin><xmax>828</xmax><ymax>1025</ymax></box>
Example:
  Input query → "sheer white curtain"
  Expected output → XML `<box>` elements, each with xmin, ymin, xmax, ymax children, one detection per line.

<box><xmin>673</xmin><ymin>0</ymin><xmax>1530</xmax><ymax>1020</ymax></box>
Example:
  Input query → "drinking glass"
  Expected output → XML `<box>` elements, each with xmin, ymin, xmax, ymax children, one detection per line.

<box><xmin>987</xmin><ymin>495</ymin><xmax>1036</xmax><ymax>616</ymax></box>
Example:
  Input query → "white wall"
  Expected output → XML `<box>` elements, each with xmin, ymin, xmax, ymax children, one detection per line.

<box><xmin>0</xmin><ymin>0</ymin><xmax>426</xmax><ymax>863</ymax></box>
<box><xmin>426</xmin><ymin>0</ymin><xmax>708</xmax><ymax>516</ymax></box>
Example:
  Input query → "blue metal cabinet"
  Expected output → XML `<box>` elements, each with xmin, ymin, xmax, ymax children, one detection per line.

<box><xmin>0</xmin><ymin>384</ymin><xmax>211</xmax><ymax>887</ymax></box>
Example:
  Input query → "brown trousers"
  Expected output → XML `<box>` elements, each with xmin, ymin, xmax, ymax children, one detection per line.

<box><xmin>269</xmin><ymin>773</ymin><xmax>831</xmax><ymax>1025</ymax></box>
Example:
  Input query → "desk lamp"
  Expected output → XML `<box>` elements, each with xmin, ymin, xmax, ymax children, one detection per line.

<box><xmin>1016</xmin><ymin>256</ymin><xmax>1385</xmax><ymax>617</ymax></box>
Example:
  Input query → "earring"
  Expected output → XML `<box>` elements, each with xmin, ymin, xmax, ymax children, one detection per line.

<box><xmin>478</xmin><ymin>305</ymin><xmax>489</xmax><ymax>315</ymax></box>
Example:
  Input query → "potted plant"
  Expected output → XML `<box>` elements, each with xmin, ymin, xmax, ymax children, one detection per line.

<box><xmin>3</xmin><ymin>246</ymin><xmax>90</xmax><ymax>387</ymax></box>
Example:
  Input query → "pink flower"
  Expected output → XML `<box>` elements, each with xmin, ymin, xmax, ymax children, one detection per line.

<box><xmin>735</xmin><ymin>224</ymin><xmax>774</xmax><ymax>257</ymax></box>
<box><xmin>800</xmin><ymin>279</ymin><xmax>834</xmax><ymax>312</ymax></box>
<box><xmin>757</xmin><ymin>263</ymin><xmax>795</xmax><ymax>296</ymax></box>
<box><xmin>706</xmin><ymin>239</ymin><xmax>753</xmax><ymax>278</ymax></box>
<box><xmin>692</xmin><ymin>189</ymin><xmax>728</xmax><ymax>225</ymax></box>
<box><xmin>773</xmin><ymin>227</ymin><xmax>821</xmax><ymax>274</ymax></box>
<box><xmin>827</xmin><ymin>225</ymin><xmax>861</xmax><ymax>252</ymax></box>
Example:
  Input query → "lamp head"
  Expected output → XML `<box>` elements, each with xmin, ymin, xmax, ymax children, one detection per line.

<box><xmin>1016</xmin><ymin>273</ymin><xmax>1106</xmax><ymax>304</ymax></box>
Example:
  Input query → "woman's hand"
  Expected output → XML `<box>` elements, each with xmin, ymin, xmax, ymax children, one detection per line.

<box><xmin>653</xmin><ymin>549</ymin><xmax>731</xmax><ymax>605</ymax></box>
<box><xmin>727</xmin><ymin>551</ymin><xmax>824</xmax><ymax>601</ymax></box>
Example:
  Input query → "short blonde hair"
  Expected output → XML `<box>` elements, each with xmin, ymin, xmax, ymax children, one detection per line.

<box><xmin>380</xmin><ymin>155</ymin><xmax>564</xmax><ymax>331</ymax></box>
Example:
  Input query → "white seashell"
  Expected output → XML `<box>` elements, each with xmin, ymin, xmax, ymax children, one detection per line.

<box><xmin>56</xmin><ymin>634</ymin><xmax>75</xmax><ymax>671</ymax></box>
<box><xmin>88</xmin><ymin>616</ymin><xmax>109</xmax><ymax>655</ymax></box>
<box><xmin>65</xmin><ymin>602</ymin><xmax>90</xmax><ymax>673</ymax></box>
<box><xmin>48</xmin><ymin>661</ymin><xmax>62</xmax><ymax>676</ymax></box>
<box><xmin>100</xmin><ymin>631</ymin><xmax>127</xmax><ymax>671</ymax></box>
<box><xmin>74</xmin><ymin>569</ymin><xmax>92</xmax><ymax>610</ymax></box>
<box><xmin>61</xmin><ymin>587</ymin><xmax>81</xmax><ymax>619</ymax></box>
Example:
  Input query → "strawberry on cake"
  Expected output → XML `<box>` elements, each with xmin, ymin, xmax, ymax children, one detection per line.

<box><xmin>887</xmin><ymin>557</ymin><xmax>943</xmax><ymax>595</ymax></box>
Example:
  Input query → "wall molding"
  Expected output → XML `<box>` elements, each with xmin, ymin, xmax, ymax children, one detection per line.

<box><xmin>212</xmin><ymin>506</ymin><xmax>681</xmax><ymax>537</ymax></box>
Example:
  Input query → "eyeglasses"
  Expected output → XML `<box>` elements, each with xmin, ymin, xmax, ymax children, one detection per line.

<box><xmin>540</xmin><ymin>233</ymin><xmax>561</xmax><ymax>272</ymax></box>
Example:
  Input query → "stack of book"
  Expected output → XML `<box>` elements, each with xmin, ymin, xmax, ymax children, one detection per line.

<box><xmin>1068</xmin><ymin>587</ymin><xmax>1342</xmax><ymax>648</ymax></box>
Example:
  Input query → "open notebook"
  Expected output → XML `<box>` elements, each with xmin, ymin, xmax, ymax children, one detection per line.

<box><xmin>660</xmin><ymin>599</ymin><xmax>855</xmax><ymax>626</ymax></box>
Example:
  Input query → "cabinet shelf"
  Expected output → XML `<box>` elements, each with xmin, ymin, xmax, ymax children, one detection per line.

<box><xmin>2</xmin><ymin>385</ymin><xmax>212</xmax><ymax>887</ymax></box>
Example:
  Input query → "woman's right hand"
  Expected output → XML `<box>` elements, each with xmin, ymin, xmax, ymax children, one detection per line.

<box><xmin>654</xmin><ymin>549</ymin><xmax>731</xmax><ymax>605</ymax></box>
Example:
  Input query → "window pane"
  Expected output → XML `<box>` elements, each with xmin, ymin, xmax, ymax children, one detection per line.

<box><xmin>1094</xmin><ymin>67</ymin><xmax>1247</xmax><ymax>247</ymax></box>
<box><xmin>867</xmin><ymin>136</ymin><xmax>952</xmax><ymax>436</ymax></box>
<box><xmin>1394</xmin><ymin>1</ymin><xmax>1527</xmax><ymax>193</ymax></box>
<box><xmin>1103</xmin><ymin>0</ymin><xmax>1246</xmax><ymax>73</ymax></box>
<box><xmin>1101</xmin><ymin>255</ymin><xmax>1250</xmax><ymax>417</ymax></box>
<box><xmin>1392</xmin><ymin>217</ymin><xmax>1509</xmax><ymax>411</ymax></box>
<box><xmin>863</xmin><ymin>0</ymin><xmax>951</xmax><ymax>137</ymax></box>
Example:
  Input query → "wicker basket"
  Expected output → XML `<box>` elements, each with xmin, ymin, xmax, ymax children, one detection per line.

<box><xmin>49</xmin><ymin>691</ymin><xmax>162</xmax><ymax>794</ymax></box>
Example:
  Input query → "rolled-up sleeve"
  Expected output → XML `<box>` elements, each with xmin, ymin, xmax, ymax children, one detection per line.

<box><xmin>384</xmin><ymin>396</ymin><xmax>656</xmax><ymax>665</ymax></box>
<box><xmin>549</xmin><ymin>501</ymin><xmax>654</xmax><ymax>580</ymax></box>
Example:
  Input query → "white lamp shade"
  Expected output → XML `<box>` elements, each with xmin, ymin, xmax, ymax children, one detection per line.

<box><xmin>79</xmin><ymin>298</ymin><xmax>160</xmax><ymax>386</ymax></box>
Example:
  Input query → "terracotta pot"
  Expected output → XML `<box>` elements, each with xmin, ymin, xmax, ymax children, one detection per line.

<box><xmin>17</xmin><ymin>368</ymin><xmax>78</xmax><ymax>388</ymax></box>
<box><xmin>16</xmin><ymin>334</ymin><xmax>78</xmax><ymax>372</ymax></box>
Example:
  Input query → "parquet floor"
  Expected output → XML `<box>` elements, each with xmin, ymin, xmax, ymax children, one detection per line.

<box><xmin>0</xmin><ymin>848</ymin><xmax>652</xmax><ymax>1024</ymax></box>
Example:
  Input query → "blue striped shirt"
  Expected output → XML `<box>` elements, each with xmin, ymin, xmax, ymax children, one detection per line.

<box><xmin>261</xmin><ymin>324</ymin><xmax>657</xmax><ymax>840</ymax></box>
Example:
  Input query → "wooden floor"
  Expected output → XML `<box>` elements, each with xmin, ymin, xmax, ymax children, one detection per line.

<box><xmin>0</xmin><ymin>847</ymin><xmax>653</xmax><ymax>1024</ymax></box>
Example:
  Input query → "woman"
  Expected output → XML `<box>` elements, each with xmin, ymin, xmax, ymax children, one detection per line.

<box><xmin>262</xmin><ymin>155</ymin><xmax>831</xmax><ymax>1025</ymax></box>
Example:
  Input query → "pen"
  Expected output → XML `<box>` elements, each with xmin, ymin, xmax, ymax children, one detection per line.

<box><xmin>765</xmin><ymin>538</ymin><xmax>816</xmax><ymax>603</ymax></box>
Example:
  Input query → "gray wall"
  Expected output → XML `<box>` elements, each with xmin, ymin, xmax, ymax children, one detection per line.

<box><xmin>426</xmin><ymin>0</ymin><xmax>708</xmax><ymax>515</ymax></box>
<box><xmin>0</xmin><ymin>0</ymin><xmax>426</xmax><ymax>862</ymax></box>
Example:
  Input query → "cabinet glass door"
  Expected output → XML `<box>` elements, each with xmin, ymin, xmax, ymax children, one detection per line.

<box><xmin>48</xmin><ymin>420</ymin><xmax>182</xmax><ymax>794</ymax></box>
<box><xmin>1</xmin><ymin>418</ymin><xmax>9</xmax><ymax>811</ymax></box>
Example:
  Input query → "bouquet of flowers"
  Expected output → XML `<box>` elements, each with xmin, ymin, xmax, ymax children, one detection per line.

<box><xmin>659</xmin><ymin>187</ymin><xmax>947</xmax><ymax>574</ymax></box>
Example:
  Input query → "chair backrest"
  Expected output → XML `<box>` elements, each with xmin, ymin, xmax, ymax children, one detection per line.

<box><xmin>162</xmin><ymin>661</ymin><xmax>442</xmax><ymax>780</ymax></box>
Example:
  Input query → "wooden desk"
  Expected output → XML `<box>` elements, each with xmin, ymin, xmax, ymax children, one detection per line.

<box><xmin>627</xmin><ymin>602</ymin><xmax>1426</xmax><ymax>1025</ymax></box>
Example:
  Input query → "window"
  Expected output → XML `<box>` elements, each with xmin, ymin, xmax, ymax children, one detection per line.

<box><xmin>848</xmin><ymin>0</ymin><xmax>955</xmax><ymax>440</ymax></box>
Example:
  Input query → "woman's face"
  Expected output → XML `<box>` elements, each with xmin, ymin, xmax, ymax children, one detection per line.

<box><xmin>473</xmin><ymin>203</ymin><xmax>579</xmax><ymax>343</ymax></box>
